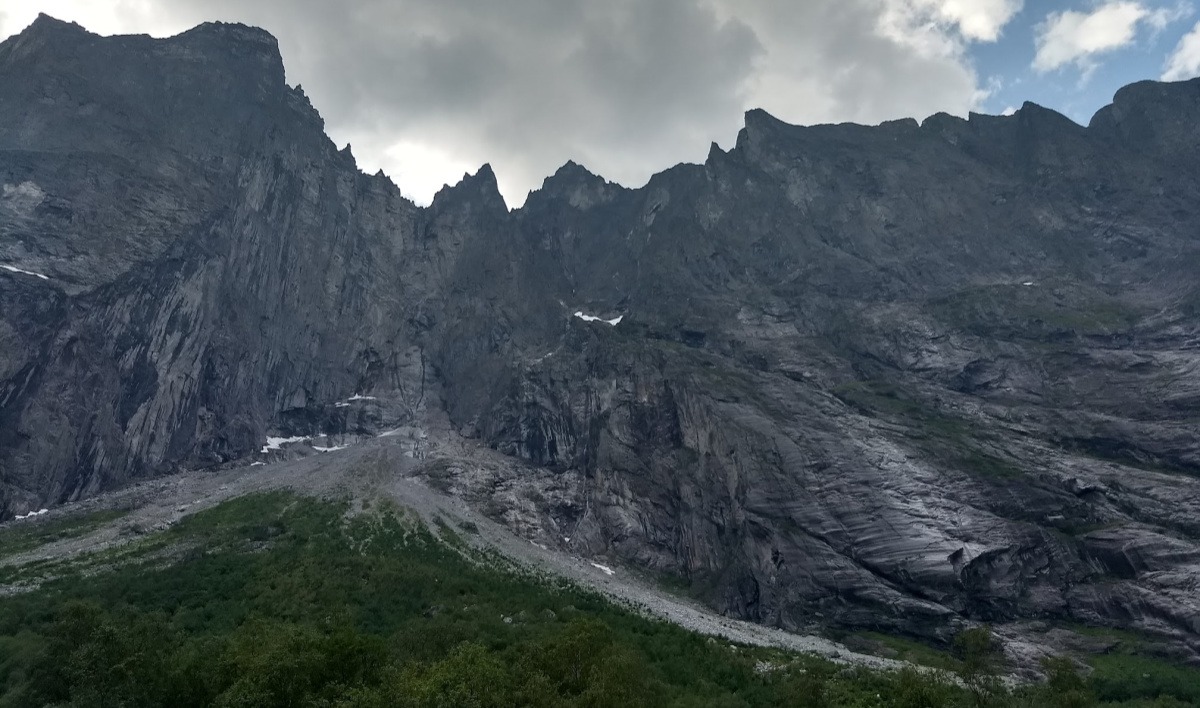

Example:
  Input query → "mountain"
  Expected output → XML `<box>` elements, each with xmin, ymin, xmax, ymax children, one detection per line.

<box><xmin>2</xmin><ymin>14</ymin><xmax>1199</xmax><ymax>657</ymax></box>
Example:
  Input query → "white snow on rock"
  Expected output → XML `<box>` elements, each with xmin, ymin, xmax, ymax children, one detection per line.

<box><xmin>250</xmin><ymin>461</ymin><xmax>266</xmax><ymax>467</ymax></box>
<box><xmin>13</xmin><ymin>508</ymin><xmax>49</xmax><ymax>521</ymax></box>
<box><xmin>574</xmin><ymin>311</ymin><xmax>623</xmax><ymax>326</ymax></box>
<box><xmin>1022</xmin><ymin>281</ymin><xmax>1034</xmax><ymax>286</ymax></box>
<box><xmin>590</xmin><ymin>561</ymin><xmax>616</xmax><ymax>576</ymax></box>
<box><xmin>531</xmin><ymin>348</ymin><xmax>558</xmax><ymax>364</ymax></box>
<box><xmin>335</xmin><ymin>394</ymin><xmax>378</xmax><ymax>408</ymax></box>
<box><xmin>2</xmin><ymin>181</ymin><xmax>45</xmax><ymax>202</ymax></box>
<box><xmin>1</xmin><ymin>264</ymin><xmax>49</xmax><ymax>280</ymax></box>
<box><xmin>313</xmin><ymin>444</ymin><xmax>349</xmax><ymax>452</ymax></box>
<box><xmin>260</xmin><ymin>436</ymin><xmax>309</xmax><ymax>453</ymax></box>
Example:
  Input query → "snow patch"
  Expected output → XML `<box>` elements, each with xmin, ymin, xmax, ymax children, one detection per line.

<box><xmin>574</xmin><ymin>311</ymin><xmax>623</xmax><ymax>326</ymax></box>
<box><xmin>590</xmin><ymin>561</ymin><xmax>615</xmax><ymax>576</ymax></box>
<box><xmin>260</xmin><ymin>436</ymin><xmax>309</xmax><ymax>453</ymax></box>
<box><xmin>531</xmin><ymin>348</ymin><xmax>559</xmax><ymax>364</ymax></box>
<box><xmin>1</xmin><ymin>264</ymin><xmax>49</xmax><ymax>280</ymax></box>
<box><xmin>250</xmin><ymin>461</ymin><xmax>266</xmax><ymax>467</ymax></box>
<box><xmin>334</xmin><ymin>394</ymin><xmax>378</xmax><ymax>408</ymax></box>
<box><xmin>14</xmin><ymin>508</ymin><xmax>49</xmax><ymax>521</ymax></box>
<box><xmin>1022</xmin><ymin>281</ymin><xmax>1034</xmax><ymax>286</ymax></box>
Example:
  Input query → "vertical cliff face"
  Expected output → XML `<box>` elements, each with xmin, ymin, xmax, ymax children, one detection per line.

<box><xmin>425</xmin><ymin>81</ymin><xmax>1200</xmax><ymax>646</ymax></box>
<box><xmin>3</xmin><ymin>16</ymin><xmax>1200</xmax><ymax>652</ymax></box>
<box><xmin>0</xmin><ymin>15</ymin><xmax>439</xmax><ymax>507</ymax></box>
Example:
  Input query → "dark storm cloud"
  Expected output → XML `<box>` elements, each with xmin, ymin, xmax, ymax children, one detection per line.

<box><xmin>122</xmin><ymin>0</ymin><xmax>759</xmax><ymax>202</ymax></box>
<box><xmin>6</xmin><ymin>1</ymin><xmax>999</xmax><ymax>204</ymax></box>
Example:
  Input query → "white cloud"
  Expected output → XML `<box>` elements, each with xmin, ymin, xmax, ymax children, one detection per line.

<box><xmin>2</xmin><ymin>1</ymin><xmax>1006</xmax><ymax>206</ymax></box>
<box><xmin>882</xmin><ymin>0</ymin><xmax>1023</xmax><ymax>43</ymax></box>
<box><xmin>1033</xmin><ymin>1</ymin><xmax>1185</xmax><ymax>73</ymax></box>
<box><xmin>933</xmin><ymin>0</ymin><xmax>1023</xmax><ymax>41</ymax></box>
<box><xmin>0</xmin><ymin>1</ymin><xmax>185</xmax><ymax>39</ymax></box>
<box><xmin>726</xmin><ymin>0</ymin><xmax>993</xmax><ymax>139</ymax></box>
<box><xmin>1163</xmin><ymin>20</ymin><xmax>1200</xmax><ymax>79</ymax></box>
<box><xmin>1145</xmin><ymin>3</ymin><xmax>1194</xmax><ymax>31</ymax></box>
<box><xmin>381</xmin><ymin>140</ymin><xmax>480</xmax><ymax>204</ymax></box>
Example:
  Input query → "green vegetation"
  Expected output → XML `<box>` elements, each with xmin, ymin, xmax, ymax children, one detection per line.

<box><xmin>832</xmin><ymin>380</ymin><xmax>970</xmax><ymax>438</ymax></box>
<box><xmin>832</xmin><ymin>379</ymin><xmax>1023</xmax><ymax>481</ymax></box>
<box><xmin>953</xmin><ymin>626</ymin><xmax>1007</xmax><ymax>706</ymax></box>
<box><xmin>928</xmin><ymin>284</ymin><xmax>1141</xmax><ymax>339</ymax></box>
<box><xmin>1088</xmin><ymin>654</ymin><xmax>1200</xmax><ymax>706</ymax></box>
<box><xmin>0</xmin><ymin>508</ymin><xmax>129</xmax><ymax>560</ymax></box>
<box><xmin>1073</xmin><ymin>625</ymin><xmax>1200</xmax><ymax>707</ymax></box>
<box><xmin>845</xmin><ymin>631</ymin><xmax>961</xmax><ymax>672</ymax></box>
<box><xmin>0</xmin><ymin>491</ymin><xmax>1196</xmax><ymax>706</ymax></box>
<box><xmin>1062</xmin><ymin>623</ymin><xmax>1150</xmax><ymax>647</ymax></box>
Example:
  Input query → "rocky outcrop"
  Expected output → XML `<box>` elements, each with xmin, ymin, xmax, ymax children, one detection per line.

<box><xmin>2</xmin><ymin>15</ymin><xmax>1199</xmax><ymax>658</ymax></box>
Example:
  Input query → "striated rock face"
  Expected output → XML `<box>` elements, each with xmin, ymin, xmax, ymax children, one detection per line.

<box><xmin>2</xmin><ymin>15</ymin><xmax>1199</xmax><ymax>656</ymax></box>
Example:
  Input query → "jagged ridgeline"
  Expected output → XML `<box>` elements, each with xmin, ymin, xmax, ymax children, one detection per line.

<box><xmin>2</xmin><ymin>13</ymin><xmax>1200</xmax><ymax>659</ymax></box>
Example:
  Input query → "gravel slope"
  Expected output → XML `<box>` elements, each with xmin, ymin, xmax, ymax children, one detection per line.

<box><xmin>0</xmin><ymin>433</ymin><xmax>906</xmax><ymax>671</ymax></box>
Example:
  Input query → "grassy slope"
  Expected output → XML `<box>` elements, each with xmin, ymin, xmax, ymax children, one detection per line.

<box><xmin>0</xmin><ymin>492</ymin><xmax>1194</xmax><ymax>707</ymax></box>
<box><xmin>0</xmin><ymin>509</ymin><xmax>129</xmax><ymax>560</ymax></box>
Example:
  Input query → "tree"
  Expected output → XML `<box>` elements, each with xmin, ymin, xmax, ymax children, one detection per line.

<box><xmin>1037</xmin><ymin>656</ymin><xmax>1093</xmax><ymax>708</ymax></box>
<box><xmin>952</xmin><ymin>626</ymin><xmax>1005</xmax><ymax>707</ymax></box>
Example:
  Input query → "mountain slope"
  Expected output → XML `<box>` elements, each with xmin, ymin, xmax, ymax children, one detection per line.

<box><xmin>1</xmin><ymin>15</ymin><xmax>1199</xmax><ymax>656</ymax></box>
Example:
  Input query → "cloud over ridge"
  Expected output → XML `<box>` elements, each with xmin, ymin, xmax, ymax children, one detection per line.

<box><xmin>3</xmin><ymin>0</ymin><xmax>1021</xmax><ymax>205</ymax></box>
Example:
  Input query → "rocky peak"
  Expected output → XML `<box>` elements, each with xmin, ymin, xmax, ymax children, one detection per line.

<box><xmin>169</xmin><ymin>20</ymin><xmax>286</xmax><ymax>88</ymax></box>
<box><xmin>182</xmin><ymin>20</ymin><xmax>282</xmax><ymax>51</ymax></box>
<box><xmin>525</xmin><ymin>160</ymin><xmax>621</xmax><ymax>211</ymax></box>
<box><xmin>919</xmin><ymin>111</ymin><xmax>969</xmax><ymax>141</ymax></box>
<box><xmin>0</xmin><ymin>15</ymin><xmax>313</xmax><ymax>163</ymax></box>
<box><xmin>1010</xmin><ymin>101</ymin><xmax>1084</xmax><ymax>133</ymax></box>
<box><xmin>544</xmin><ymin>160</ymin><xmax>604</xmax><ymax>189</ymax></box>
<box><xmin>430</xmin><ymin>164</ymin><xmax>508</xmax><ymax>215</ymax></box>
<box><xmin>13</xmin><ymin>13</ymin><xmax>89</xmax><ymax>41</ymax></box>
<box><xmin>1089</xmin><ymin>77</ymin><xmax>1200</xmax><ymax>157</ymax></box>
<box><xmin>735</xmin><ymin>107</ymin><xmax>792</xmax><ymax>151</ymax></box>
<box><xmin>0</xmin><ymin>14</ymin><xmax>91</xmax><ymax>64</ymax></box>
<box><xmin>877</xmin><ymin>117</ymin><xmax>920</xmax><ymax>133</ymax></box>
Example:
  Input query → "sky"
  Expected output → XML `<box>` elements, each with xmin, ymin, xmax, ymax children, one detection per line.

<box><xmin>2</xmin><ymin>1</ymin><xmax>1200</xmax><ymax>207</ymax></box>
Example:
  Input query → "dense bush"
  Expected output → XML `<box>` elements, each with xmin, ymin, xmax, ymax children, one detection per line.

<box><xmin>0</xmin><ymin>493</ymin><xmax>1195</xmax><ymax>707</ymax></box>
